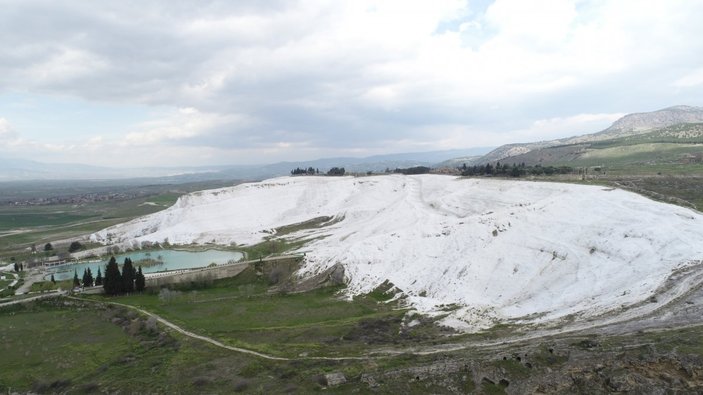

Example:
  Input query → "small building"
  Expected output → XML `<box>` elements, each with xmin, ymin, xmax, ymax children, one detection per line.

<box><xmin>44</xmin><ymin>256</ymin><xmax>67</xmax><ymax>267</ymax></box>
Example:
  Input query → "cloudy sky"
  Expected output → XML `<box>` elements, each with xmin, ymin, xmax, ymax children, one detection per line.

<box><xmin>1</xmin><ymin>0</ymin><xmax>702</xmax><ymax>167</ymax></box>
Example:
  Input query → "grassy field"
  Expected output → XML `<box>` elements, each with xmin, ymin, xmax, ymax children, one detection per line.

<box><xmin>0</xmin><ymin>290</ymin><xmax>461</xmax><ymax>394</ymax></box>
<box><xmin>0</xmin><ymin>303</ymin><xmax>135</xmax><ymax>391</ymax></box>
<box><xmin>3</xmin><ymin>293</ymin><xmax>703</xmax><ymax>393</ymax></box>
<box><xmin>86</xmin><ymin>268</ymin><xmax>428</xmax><ymax>359</ymax></box>
<box><xmin>0</xmin><ymin>298</ymin><xmax>268</xmax><ymax>394</ymax></box>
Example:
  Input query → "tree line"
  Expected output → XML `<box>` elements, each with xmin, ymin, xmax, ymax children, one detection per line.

<box><xmin>460</xmin><ymin>162</ymin><xmax>574</xmax><ymax>177</ymax></box>
<box><xmin>290</xmin><ymin>167</ymin><xmax>346</xmax><ymax>176</ymax></box>
<box><xmin>393</xmin><ymin>166</ymin><xmax>431</xmax><ymax>175</ymax></box>
<box><xmin>290</xmin><ymin>167</ymin><xmax>319</xmax><ymax>175</ymax></box>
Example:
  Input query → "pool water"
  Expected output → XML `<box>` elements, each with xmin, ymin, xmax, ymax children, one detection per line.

<box><xmin>46</xmin><ymin>249</ymin><xmax>244</xmax><ymax>281</ymax></box>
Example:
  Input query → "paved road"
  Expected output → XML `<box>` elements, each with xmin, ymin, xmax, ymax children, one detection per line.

<box><xmin>0</xmin><ymin>291</ymin><xmax>64</xmax><ymax>307</ymax></box>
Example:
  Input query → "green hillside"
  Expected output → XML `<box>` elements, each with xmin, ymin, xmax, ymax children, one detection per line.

<box><xmin>499</xmin><ymin>123</ymin><xmax>703</xmax><ymax>175</ymax></box>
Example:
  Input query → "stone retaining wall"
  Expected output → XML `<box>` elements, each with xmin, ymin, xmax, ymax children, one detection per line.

<box><xmin>145</xmin><ymin>255</ymin><xmax>302</xmax><ymax>288</ymax></box>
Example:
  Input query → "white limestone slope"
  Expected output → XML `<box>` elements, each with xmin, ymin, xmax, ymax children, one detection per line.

<box><xmin>91</xmin><ymin>175</ymin><xmax>703</xmax><ymax>330</ymax></box>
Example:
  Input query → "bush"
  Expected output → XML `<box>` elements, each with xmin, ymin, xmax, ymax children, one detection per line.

<box><xmin>68</xmin><ymin>241</ymin><xmax>83</xmax><ymax>253</ymax></box>
<box><xmin>158</xmin><ymin>288</ymin><xmax>182</xmax><ymax>304</ymax></box>
<box><xmin>233</xmin><ymin>379</ymin><xmax>250</xmax><ymax>392</ymax></box>
<box><xmin>327</xmin><ymin>167</ymin><xmax>345</xmax><ymax>176</ymax></box>
<box><xmin>268</xmin><ymin>266</ymin><xmax>286</xmax><ymax>285</ymax></box>
<box><xmin>393</xmin><ymin>166</ymin><xmax>431</xmax><ymax>175</ymax></box>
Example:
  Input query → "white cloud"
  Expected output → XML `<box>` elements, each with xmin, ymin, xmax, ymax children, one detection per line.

<box><xmin>24</xmin><ymin>47</ymin><xmax>108</xmax><ymax>86</ymax></box>
<box><xmin>0</xmin><ymin>0</ymin><xmax>702</xmax><ymax>166</ymax></box>
<box><xmin>124</xmin><ymin>108</ymin><xmax>249</xmax><ymax>145</ymax></box>
<box><xmin>485</xmin><ymin>0</ymin><xmax>576</xmax><ymax>48</ymax></box>
<box><xmin>0</xmin><ymin>118</ymin><xmax>18</xmax><ymax>141</ymax></box>
<box><xmin>673</xmin><ymin>68</ymin><xmax>703</xmax><ymax>88</ymax></box>
<box><xmin>515</xmin><ymin>113</ymin><xmax>626</xmax><ymax>141</ymax></box>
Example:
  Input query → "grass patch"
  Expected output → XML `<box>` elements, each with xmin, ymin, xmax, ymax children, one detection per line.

<box><xmin>109</xmin><ymin>276</ymin><xmax>407</xmax><ymax>357</ymax></box>
<box><xmin>238</xmin><ymin>238</ymin><xmax>307</xmax><ymax>260</ymax></box>
<box><xmin>367</xmin><ymin>280</ymin><xmax>397</xmax><ymax>302</ymax></box>
<box><xmin>235</xmin><ymin>216</ymin><xmax>343</xmax><ymax>260</ymax></box>
<box><xmin>29</xmin><ymin>280</ymin><xmax>72</xmax><ymax>293</ymax></box>
<box><xmin>492</xmin><ymin>358</ymin><xmax>530</xmax><ymax>378</ymax></box>
<box><xmin>481</xmin><ymin>380</ymin><xmax>507</xmax><ymax>395</ymax></box>
<box><xmin>0</xmin><ymin>300</ymin><xmax>138</xmax><ymax>391</ymax></box>
<box><xmin>273</xmin><ymin>216</ymin><xmax>338</xmax><ymax>237</ymax></box>
<box><xmin>603</xmin><ymin>326</ymin><xmax>703</xmax><ymax>356</ymax></box>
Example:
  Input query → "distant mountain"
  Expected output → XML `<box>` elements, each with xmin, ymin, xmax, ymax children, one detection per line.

<box><xmin>469</xmin><ymin>124</ymin><xmax>703</xmax><ymax>169</ymax></box>
<box><xmin>0</xmin><ymin>148</ymin><xmax>493</xmax><ymax>182</ymax></box>
<box><xmin>605</xmin><ymin>105</ymin><xmax>703</xmax><ymax>134</ymax></box>
<box><xmin>436</xmin><ymin>155</ymin><xmax>483</xmax><ymax>168</ymax></box>
<box><xmin>218</xmin><ymin>148</ymin><xmax>493</xmax><ymax>180</ymax></box>
<box><xmin>461</xmin><ymin>105</ymin><xmax>703</xmax><ymax>166</ymax></box>
<box><xmin>0</xmin><ymin>157</ymin><xmax>228</xmax><ymax>182</ymax></box>
<box><xmin>0</xmin><ymin>158</ymin><xmax>113</xmax><ymax>180</ymax></box>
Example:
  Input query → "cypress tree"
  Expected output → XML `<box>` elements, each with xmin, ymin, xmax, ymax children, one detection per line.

<box><xmin>135</xmin><ymin>266</ymin><xmax>146</xmax><ymax>292</ymax></box>
<box><xmin>103</xmin><ymin>256</ymin><xmax>122</xmax><ymax>295</ymax></box>
<box><xmin>50</xmin><ymin>274</ymin><xmax>55</xmax><ymax>284</ymax></box>
<box><xmin>83</xmin><ymin>267</ymin><xmax>94</xmax><ymax>287</ymax></box>
<box><xmin>73</xmin><ymin>269</ymin><xmax>80</xmax><ymax>288</ymax></box>
<box><xmin>122</xmin><ymin>258</ymin><xmax>135</xmax><ymax>293</ymax></box>
<box><xmin>95</xmin><ymin>268</ymin><xmax>103</xmax><ymax>286</ymax></box>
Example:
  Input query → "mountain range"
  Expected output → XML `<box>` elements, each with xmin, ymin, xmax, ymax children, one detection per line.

<box><xmin>2</xmin><ymin>105</ymin><xmax>702</xmax><ymax>182</ymax></box>
<box><xmin>0</xmin><ymin>148</ymin><xmax>490</xmax><ymax>182</ymax></box>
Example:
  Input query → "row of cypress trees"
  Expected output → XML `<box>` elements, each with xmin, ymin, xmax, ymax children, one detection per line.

<box><xmin>72</xmin><ymin>267</ymin><xmax>101</xmax><ymax>288</ymax></box>
<box><xmin>69</xmin><ymin>257</ymin><xmax>146</xmax><ymax>295</ymax></box>
<box><xmin>103</xmin><ymin>257</ymin><xmax>146</xmax><ymax>295</ymax></box>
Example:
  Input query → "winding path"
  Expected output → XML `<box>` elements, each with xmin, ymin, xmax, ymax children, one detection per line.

<box><xmin>66</xmin><ymin>295</ymin><xmax>368</xmax><ymax>362</ymax></box>
<box><xmin>7</xmin><ymin>276</ymin><xmax>703</xmax><ymax>363</ymax></box>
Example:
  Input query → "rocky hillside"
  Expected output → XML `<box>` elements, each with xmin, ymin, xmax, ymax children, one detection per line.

<box><xmin>463</xmin><ymin>105</ymin><xmax>703</xmax><ymax>165</ymax></box>
<box><xmin>605</xmin><ymin>105</ymin><xmax>703</xmax><ymax>133</ymax></box>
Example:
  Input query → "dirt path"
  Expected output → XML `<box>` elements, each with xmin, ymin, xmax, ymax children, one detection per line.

<box><xmin>7</xmin><ymin>288</ymin><xmax>703</xmax><ymax>364</ymax></box>
<box><xmin>12</xmin><ymin>262</ymin><xmax>703</xmax><ymax>363</ymax></box>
